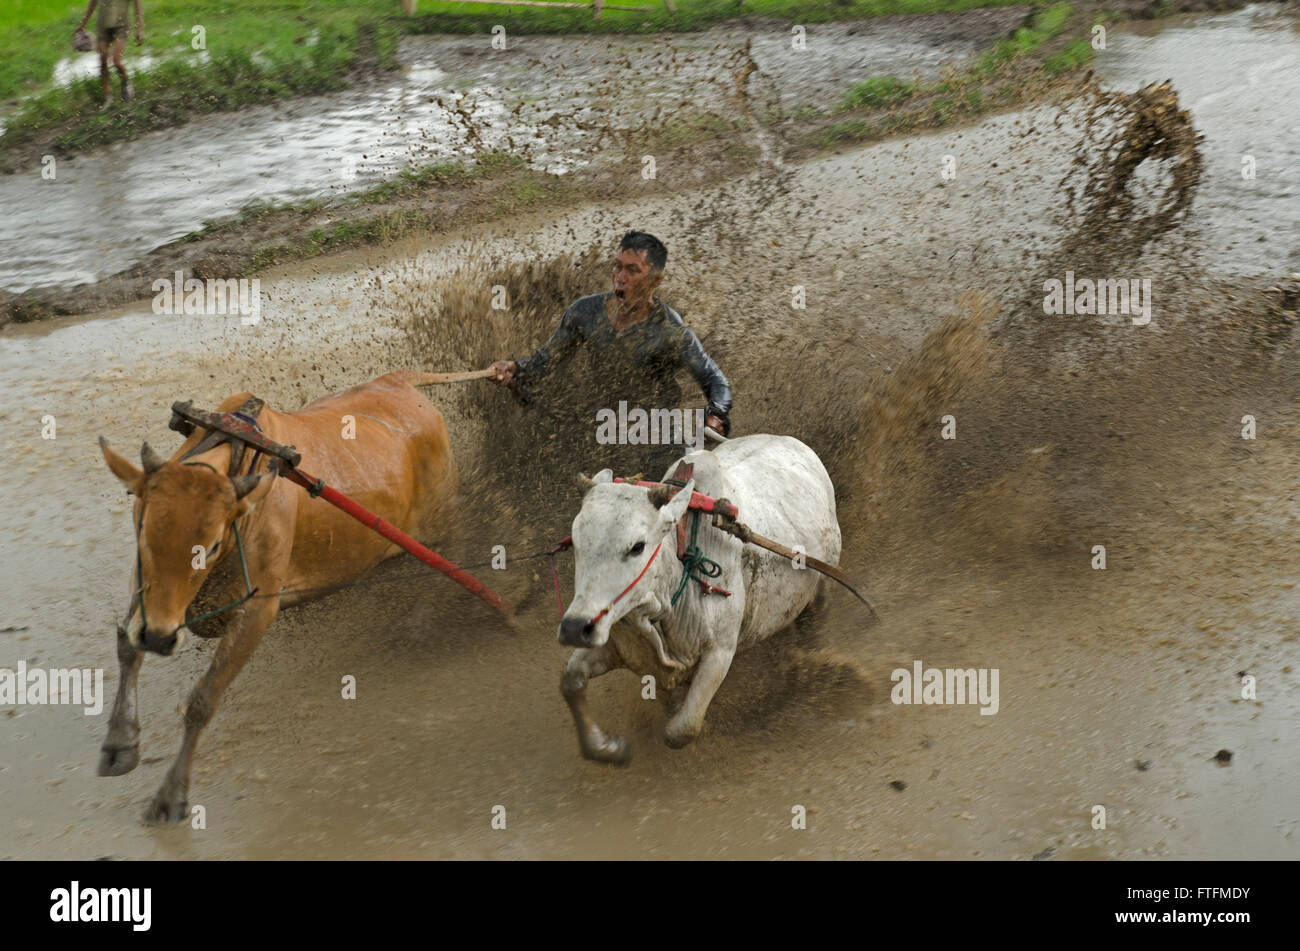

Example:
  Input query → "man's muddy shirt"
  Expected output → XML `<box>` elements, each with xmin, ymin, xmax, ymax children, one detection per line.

<box><xmin>513</xmin><ymin>293</ymin><xmax>732</xmax><ymax>430</ymax></box>
<box><xmin>99</xmin><ymin>0</ymin><xmax>132</xmax><ymax>31</ymax></box>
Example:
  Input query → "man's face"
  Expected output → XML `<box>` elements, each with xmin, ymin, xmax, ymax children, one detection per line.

<box><xmin>612</xmin><ymin>248</ymin><xmax>662</xmax><ymax>310</ymax></box>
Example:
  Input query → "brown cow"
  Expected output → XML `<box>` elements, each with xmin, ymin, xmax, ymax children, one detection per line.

<box><xmin>98</xmin><ymin>370</ymin><xmax>459</xmax><ymax>823</ymax></box>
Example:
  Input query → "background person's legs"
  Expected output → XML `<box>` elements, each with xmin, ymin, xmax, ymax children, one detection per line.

<box><xmin>111</xmin><ymin>35</ymin><xmax>132</xmax><ymax>100</ymax></box>
<box><xmin>96</xmin><ymin>37</ymin><xmax>113</xmax><ymax>101</ymax></box>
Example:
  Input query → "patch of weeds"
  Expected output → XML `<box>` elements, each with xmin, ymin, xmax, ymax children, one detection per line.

<box><xmin>839</xmin><ymin>75</ymin><xmax>915</xmax><ymax>111</ymax></box>
<box><xmin>1045</xmin><ymin>37</ymin><xmax>1094</xmax><ymax>75</ymax></box>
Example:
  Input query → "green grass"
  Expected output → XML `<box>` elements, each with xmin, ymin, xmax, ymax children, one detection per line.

<box><xmin>0</xmin><ymin>1</ymin><xmax>406</xmax><ymax>157</ymax></box>
<box><xmin>822</xmin><ymin>119</ymin><xmax>869</xmax><ymax>143</ymax></box>
<box><xmin>0</xmin><ymin>2</ymin><xmax>84</xmax><ymax>104</ymax></box>
<box><xmin>978</xmin><ymin>2</ymin><xmax>1074</xmax><ymax>72</ymax></box>
<box><xmin>1044</xmin><ymin>36</ymin><xmax>1094</xmax><ymax>74</ymax></box>
<box><xmin>815</xmin><ymin>1</ymin><xmax>1093</xmax><ymax>149</ymax></box>
<box><xmin>838</xmin><ymin>75</ymin><xmax>916</xmax><ymax>111</ymax></box>
<box><xmin>351</xmin><ymin>158</ymin><xmax>487</xmax><ymax>202</ymax></box>
<box><xmin>404</xmin><ymin>0</ymin><xmax>1033</xmax><ymax>36</ymax></box>
<box><xmin>0</xmin><ymin>2</ymin><xmax>404</xmax><ymax>103</ymax></box>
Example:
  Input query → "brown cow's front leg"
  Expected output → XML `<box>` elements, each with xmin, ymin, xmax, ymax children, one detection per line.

<box><xmin>145</xmin><ymin>597</ymin><xmax>280</xmax><ymax>824</ymax></box>
<box><xmin>561</xmin><ymin>644</ymin><xmax>630</xmax><ymax>765</ymax></box>
<box><xmin>99</xmin><ymin>624</ymin><xmax>143</xmax><ymax>776</ymax></box>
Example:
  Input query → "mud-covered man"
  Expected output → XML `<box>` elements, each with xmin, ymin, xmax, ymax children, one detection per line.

<box><xmin>489</xmin><ymin>232</ymin><xmax>732</xmax><ymax>473</ymax></box>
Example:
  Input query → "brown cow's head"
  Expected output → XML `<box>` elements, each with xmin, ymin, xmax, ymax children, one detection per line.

<box><xmin>100</xmin><ymin>437</ymin><xmax>274</xmax><ymax>655</ymax></box>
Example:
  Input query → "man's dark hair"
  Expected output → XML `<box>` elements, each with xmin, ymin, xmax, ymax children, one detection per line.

<box><xmin>619</xmin><ymin>231</ymin><xmax>668</xmax><ymax>271</ymax></box>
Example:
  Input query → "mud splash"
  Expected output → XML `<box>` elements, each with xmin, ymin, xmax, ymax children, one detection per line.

<box><xmin>361</xmin><ymin>66</ymin><xmax>1300</xmax><ymax>860</ymax></box>
<box><xmin>1056</xmin><ymin>81</ymin><xmax>1204</xmax><ymax>271</ymax></box>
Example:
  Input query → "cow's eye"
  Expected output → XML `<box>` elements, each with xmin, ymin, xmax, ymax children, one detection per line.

<box><xmin>207</xmin><ymin>540</ymin><xmax>221</xmax><ymax>558</ymax></box>
<box><xmin>627</xmin><ymin>541</ymin><xmax>645</xmax><ymax>557</ymax></box>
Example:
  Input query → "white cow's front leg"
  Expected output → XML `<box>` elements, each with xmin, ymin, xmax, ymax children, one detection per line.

<box><xmin>561</xmin><ymin>643</ymin><xmax>631</xmax><ymax>765</ymax></box>
<box><xmin>665</xmin><ymin>646</ymin><xmax>735</xmax><ymax>748</ymax></box>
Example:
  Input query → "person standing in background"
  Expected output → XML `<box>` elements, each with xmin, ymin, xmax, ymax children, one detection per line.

<box><xmin>76</xmin><ymin>0</ymin><xmax>144</xmax><ymax>105</ymax></box>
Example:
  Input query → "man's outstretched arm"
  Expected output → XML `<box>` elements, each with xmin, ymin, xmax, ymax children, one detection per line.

<box><xmin>680</xmin><ymin>328</ymin><xmax>732</xmax><ymax>435</ymax></box>
<box><xmin>490</xmin><ymin>305</ymin><xmax>584</xmax><ymax>385</ymax></box>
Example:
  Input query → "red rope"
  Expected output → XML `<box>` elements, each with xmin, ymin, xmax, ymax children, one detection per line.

<box><xmin>591</xmin><ymin>540</ymin><xmax>662</xmax><ymax>625</ymax></box>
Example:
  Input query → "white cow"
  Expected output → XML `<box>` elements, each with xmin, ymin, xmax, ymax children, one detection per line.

<box><xmin>559</xmin><ymin>434</ymin><xmax>842</xmax><ymax>762</ymax></box>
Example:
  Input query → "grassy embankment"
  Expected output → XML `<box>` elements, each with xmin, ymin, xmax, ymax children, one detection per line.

<box><xmin>807</xmin><ymin>1</ymin><xmax>1113</xmax><ymax>148</ymax></box>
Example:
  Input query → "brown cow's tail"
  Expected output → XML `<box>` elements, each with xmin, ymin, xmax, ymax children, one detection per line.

<box><xmin>401</xmin><ymin>369</ymin><xmax>497</xmax><ymax>387</ymax></box>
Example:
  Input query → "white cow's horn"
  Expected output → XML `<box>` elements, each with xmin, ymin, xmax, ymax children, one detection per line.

<box><xmin>647</xmin><ymin>484</ymin><xmax>675</xmax><ymax>508</ymax></box>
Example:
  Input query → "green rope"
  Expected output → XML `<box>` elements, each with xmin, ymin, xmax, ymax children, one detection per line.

<box><xmin>670</xmin><ymin>509</ymin><xmax>724</xmax><ymax>606</ymax></box>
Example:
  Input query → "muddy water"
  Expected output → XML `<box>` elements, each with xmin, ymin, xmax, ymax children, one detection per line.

<box><xmin>0</xmin><ymin>10</ymin><xmax>1029</xmax><ymax>295</ymax></box>
<box><xmin>4</xmin><ymin>14</ymin><xmax>1300</xmax><ymax>860</ymax></box>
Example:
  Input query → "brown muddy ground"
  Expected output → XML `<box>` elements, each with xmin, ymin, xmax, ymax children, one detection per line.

<box><xmin>2</xmin><ymin>13</ymin><xmax>1299</xmax><ymax>860</ymax></box>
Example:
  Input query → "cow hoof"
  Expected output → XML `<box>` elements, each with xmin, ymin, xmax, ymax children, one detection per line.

<box><xmin>664</xmin><ymin>726</ymin><xmax>698</xmax><ymax>749</ymax></box>
<box><xmin>144</xmin><ymin>790</ymin><xmax>189</xmax><ymax>825</ymax></box>
<box><xmin>584</xmin><ymin>735</ymin><xmax>632</xmax><ymax>766</ymax></box>
<box><xmin>98</xmin><ymin>744</ymin><xmax>140</xmax><ymax>777</ymax></box>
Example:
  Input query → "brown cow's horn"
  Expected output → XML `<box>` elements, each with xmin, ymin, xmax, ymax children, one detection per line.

<box><xmin>576</xmin><ymin>472</ymin><xmax>596</xmax><ymax>490</ymax></box>
<box><xmin>231</xmin><ymin>474</ymin><xmax>262</xmax><ymax>499</ymax></box>
<box><xmin>140</xmin><ymin>442</ymin><xmax>165</xmax><ymax>474</ymax></box>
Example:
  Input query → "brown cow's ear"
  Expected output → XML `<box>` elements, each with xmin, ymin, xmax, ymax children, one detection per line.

<box><xmin>99</xmin><ymin>437</ymin><xmax>146</xmax><ymax>495</ymax></box>
<box><xmin>233</xmin><ymin>473</ymin><xmax>275</xmax><ymax>516</ymax></box>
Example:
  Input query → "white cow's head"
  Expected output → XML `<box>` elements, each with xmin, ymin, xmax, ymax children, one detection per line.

<box><xmin>559</xmin><ymin>469</ymin><xmax>695</xmax><ymax>648</ymax></box>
